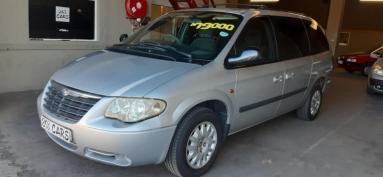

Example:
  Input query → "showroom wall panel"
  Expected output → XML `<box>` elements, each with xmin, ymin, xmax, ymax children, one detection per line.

<box><xmin>29</xmin><ymin>0</ymin><xmax>96</xmax><ymax>40</ymax></box>
<box><xmin>0</xmin><ymin>0</ymin><xmax>133</xmax><ymax>93</ymax></box>
<box><xmin>336</xmin><ymin>29</ymin><xmax>383</xmax><ymax>56</ymax></box>
<box><xmin>336</xmin><ymin>0</ymin><xmax>383</xmax><ymax>56</ymax></box>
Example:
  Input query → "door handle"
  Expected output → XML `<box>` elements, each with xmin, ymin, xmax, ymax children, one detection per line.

<box><xmin>273</xmin><ymin>75</ymin><xmax>283</xmax><ymax>83</ymax></box>
<box><xmin>285</xmin><ymin>72</ymin><xmax>295</xmax><ymax>80</ymax></box>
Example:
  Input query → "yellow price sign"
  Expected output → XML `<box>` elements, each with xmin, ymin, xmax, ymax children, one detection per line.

<box><xmin>190</xmin><ymin>22</ymin><xmax>235</xmax><ymax>31</ymax></box>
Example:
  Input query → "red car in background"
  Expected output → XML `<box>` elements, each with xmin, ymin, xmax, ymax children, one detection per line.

<box><xmin>337</xmin><ymin>45</ymin><xmax>383</xmax><ymax>76</ymax></box>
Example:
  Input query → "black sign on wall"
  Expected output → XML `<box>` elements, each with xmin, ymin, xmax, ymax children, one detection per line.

<box><xmin>29</xmin><ymin>0</ymin><xmax>95</xmax><ymax>40</ymax></box>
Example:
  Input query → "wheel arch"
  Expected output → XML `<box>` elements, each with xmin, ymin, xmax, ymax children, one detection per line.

<box><xmin>171</xmin><ymin>91</ymin><xmax>235</xmax><ymax>137</ymax></box>
<box><xmin>172</xmin><ymin>91</ymin><xmax>234</xmax><ymax>125</ymax></box>
<box><xmin>309</xmin><ymin>76</ymin><xmax>326</xmax><ymax>93</ymax></box>
<box><xmin>162</xmin><ymin>91</ymin><xmax>234</xmax><ymax>164</ymax></box>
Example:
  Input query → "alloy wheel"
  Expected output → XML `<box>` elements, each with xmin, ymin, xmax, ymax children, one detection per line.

<box><xmin>186</xmin><ymin>121</ymin><xmax>218</xmax><ymax>169</ymax></box>
<box><xmin>310</xmin><ymin>90</ymin><xmax>321</xmax><ymax>116</ymax></box>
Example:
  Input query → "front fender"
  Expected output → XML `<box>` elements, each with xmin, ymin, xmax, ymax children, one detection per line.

<box><xmin>171</xmin><ymin>90</ymin><xmax>235</xmax><ymax>125</ymax></box>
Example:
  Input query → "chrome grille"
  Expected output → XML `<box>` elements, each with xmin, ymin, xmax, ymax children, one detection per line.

<box><xmin>370</xmin><ymin>78</ymin><xmax>383</xmax><ymax>86</ymax></box>
<box><xmin>43</xmin><ymin>81</ymin><xmax>101</xmax><ymax>122</ymax></box>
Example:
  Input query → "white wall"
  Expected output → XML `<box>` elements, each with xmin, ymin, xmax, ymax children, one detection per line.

<box><xmin>0</xmin><ymin>0</ymin><xmax>230</xmax><ymax>94</ymax></box>
<box><xmin>0</xmin><ymin>0</ymin><xmax>133</xmax><ymax>93</ymax></box>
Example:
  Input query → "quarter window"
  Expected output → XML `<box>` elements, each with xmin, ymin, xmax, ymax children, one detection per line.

<box><xmin>303</xmin><ymin>20</ymin><xmax>330</xmax><ymax>54</ymax></box>
<box><xmin>271</xmin><ymin>16</ymin><xmax>310</xmax><ymax>60</ymax></box>
<box><xmin>373</xmin><ymin>47</ymin><xmax>383</xmax><ymax>56</ymax></box>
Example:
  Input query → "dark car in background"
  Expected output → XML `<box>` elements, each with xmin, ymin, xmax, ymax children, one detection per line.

<box><xmin>337</xmin><ymin>45</ymin><xmax>383</xmax><ymax>76</ymax></box>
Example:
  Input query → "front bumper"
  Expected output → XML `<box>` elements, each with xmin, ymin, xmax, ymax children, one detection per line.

<box><xmin>37</xmin><ymin>94</ymin><xmax>176</xmax><ymax>167</ymax></box>
<box><xmin>368</xmin><ymin>73</ymin><xmax>383</xmax><ymax>94</ymax></box>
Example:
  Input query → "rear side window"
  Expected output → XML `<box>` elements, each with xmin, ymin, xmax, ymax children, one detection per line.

<box><xmin>271</xmin><ymin>16</ymin><xmax>310</xmax><ymax>60</ymax></box>
<box><xmin>303</xmin><ymin>20</ymin><xmax>330</xmax><ymax>54</ymax></box>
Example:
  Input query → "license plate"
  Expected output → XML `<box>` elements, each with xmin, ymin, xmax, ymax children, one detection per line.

<box><xmin>338</xmin><ymin>60</ymin><xmax>343</xmax><ymax>64</ymax></box>
<box><xmin>41</xmin><ymin>116</ymin><xmax>73</xmax><ymax>143</ymax></box>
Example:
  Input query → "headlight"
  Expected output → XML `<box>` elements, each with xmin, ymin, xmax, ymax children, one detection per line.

<box><xmin>373</xmin><ymin>65</ymin><xmax>383</xmax><ymax>76</ymax></box>
<box><xmin>346</xmin><ymin>58</ymin><xmax>357</xmax><ymax>62</ymax></box>
<box><xmin>105</xmin><ymin>98</ymin><xmax>166</xmax><ymax>122</ymax></box>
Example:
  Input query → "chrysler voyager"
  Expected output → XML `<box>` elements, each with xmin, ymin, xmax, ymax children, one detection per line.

<box><xmin>37</xmin><ymin>7</ymin><xmax>333</xmax><ymax>177</ymax></box>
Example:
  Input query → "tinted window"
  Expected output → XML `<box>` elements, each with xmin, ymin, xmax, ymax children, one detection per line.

<box><xmin>271</xmin><ymin>16</ymin><xmax>310</xmax><ymax>60</ymax></box>
<box><xmin>303</xmin><ymin>20</ymin><xmax>330</xmax><ymax>54</ymax></box>
<box><xmin>229</xmin><ymin>17</ymin><xmax>275</xmax><ymax>64</ymax></box>
<box><xmin>373</xmin><ymin>47</ymin><xmax>383</xmax><ymax>56</ymax></box>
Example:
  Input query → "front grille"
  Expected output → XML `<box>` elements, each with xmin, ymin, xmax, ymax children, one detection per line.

<box><xmin>370</xmin><ymin>78</ymin><xmax>383</xmax><ymax>91</ymax></box>
<box><xmin>43</xmin><ymin>81</ymin><xmax>101</xmax><ymax>122</ymax></box>
<box><xmin>370</xmin><ymin>78</ymin><xmax>383</xmax><ymax>86</ymax></box>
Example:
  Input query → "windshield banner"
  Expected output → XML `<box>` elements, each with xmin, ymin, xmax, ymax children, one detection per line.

<box><xmin>190</xmin><ymin>22</ymin><xmax>235</xmax><ymax>31</ymax></box>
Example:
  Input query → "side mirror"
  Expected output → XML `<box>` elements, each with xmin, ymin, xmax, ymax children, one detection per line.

<box><xmin>228</xmin><ymin>50</ymin><xmax>259</xmax><ymax>65</ymax></box>
<box><xmin>119</xmin><ymin>34</ymin><xmax>129</xmax><ymax>43</ymax></box>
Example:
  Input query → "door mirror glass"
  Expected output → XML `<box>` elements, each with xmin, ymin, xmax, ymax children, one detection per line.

<box><xmin>228</xmin><ymin>50</ymin><xmax>259</xmax><ymax>65</ymax></box>
<box><xmin>119</xmin><ymin>34</ymin><xmax>129</xmax><ymax>42</ymax></box>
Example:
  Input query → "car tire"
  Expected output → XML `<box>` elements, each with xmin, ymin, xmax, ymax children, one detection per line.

<box><xmin>362</xmin><ymin>65</ymin><xmax>371</xmax><ymax>76</ymax></box>
<box><xmin>164</xmin><ymin>107</ymin><xmax>224</xmax><ymax>177</ymax></box>
<box><xmin>345</xmin><ymin>68</ymin><xmax>354</xmax><ymax>73</ymax></box>
<box><xmin>367</xmin><ymin>86</ymin><xmax>376</xmax><ymax>95</ymax></box>
<box><xmin>296</xmin><ymin>85</ymin><xmax>323</xmax><ymax>121</ymax></box>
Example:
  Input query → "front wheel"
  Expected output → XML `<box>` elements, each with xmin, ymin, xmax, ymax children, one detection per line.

<box><xmin>164</xmin><ymin>107</ymin><xmax>224</xmax><ymax>177</ymax></box>
<box><xmin>296</xmin><ymin>85</ymin><xmax>323</xmax><ymax>121</ymax></box>
<box><xmin>367</xmin><ymin>86</ymin><xmax>376</xmax><ymax>95</ymax></box>
<box><xmin>362</xmin><ymin>65</ymin><xmax>371</xmax><ymax>76</ymax></box>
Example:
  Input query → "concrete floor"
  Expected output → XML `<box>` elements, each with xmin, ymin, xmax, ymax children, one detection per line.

<box><xmin>0</xmin><ymin>70</ymin><xmax>382</xmax><ymax>177</ymax></box>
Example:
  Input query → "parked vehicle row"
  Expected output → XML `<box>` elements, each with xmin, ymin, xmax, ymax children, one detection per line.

<box><xmin>337</xmin><ymin>45</ymin><xmax>383</xmax><ymax>76</ymax></box>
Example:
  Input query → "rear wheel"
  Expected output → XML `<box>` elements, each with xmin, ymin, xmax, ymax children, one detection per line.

<box><xmin>164</xmin><ymin>107</ymin><xmax>224</xmax><ymax>177</ymax></box>
<box><xmin>296</xmin><ymin>85</ymin><xmax>323</xmax><ymax>121</ymax></box>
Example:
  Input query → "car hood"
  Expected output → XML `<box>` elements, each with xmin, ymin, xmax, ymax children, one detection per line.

<box><xmin>340</xmin><ymin>53</ymin><xmax>368</xmax><ymax>58</ymax></box>
<box><xmin>51</xmin><ymin>50</ymin><xmax>200</xmax><ymax>96</ymax></box>
<box><xmin>374</xmin><ymin>58</ymin><xmax>383</xmax><ymax>66</ymax></box>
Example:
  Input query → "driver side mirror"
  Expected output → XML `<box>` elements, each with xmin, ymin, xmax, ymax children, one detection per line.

<box><xmin>228</xmin><ymin>50</ymin><xmax>260</xmax><ymax>65</ymax></box>
<box><xmin>119</xmin><ymin>34</ymin><xmax>129</xmax><ymax>43</ymax></box>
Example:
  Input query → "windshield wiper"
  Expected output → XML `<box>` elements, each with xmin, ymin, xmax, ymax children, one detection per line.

<box><xmin>107</xmin><ymin>45</ymin><xmax>177</xmax><ymax>61</ymax></box>
<box><xmin>135</xmin><ymin>42</ymin><xmax>192</xmax><ymax>60</ymax></box>
<box><xmin>131</xmin><ymin>42</ymin><xmax>167</xmax><ymax>52</ymax></box>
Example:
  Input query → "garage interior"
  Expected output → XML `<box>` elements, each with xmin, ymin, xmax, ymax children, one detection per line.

<box><xmin>0</xmin><ymin>0</ymin><xmax>382</xmax><ymax>177</ymax></box>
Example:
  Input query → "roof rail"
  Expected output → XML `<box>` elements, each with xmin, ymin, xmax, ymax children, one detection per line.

<box><xmin>203</xmin><ymin>3</ymin><xmax>268</xmax><ymax>10</ymax></box>
<box><xmin>201</xmin><ymin>3</ymin><xmax>308</xmax><ymax>17</ymax></box>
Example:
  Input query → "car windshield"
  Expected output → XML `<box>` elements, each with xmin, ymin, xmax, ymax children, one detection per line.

<box><xmin>373</xmin><ymin>46</ymin><xmax>383</xmax><ymax>55</ymax></box>
<box><xmin>109</xmin><ymin>11</ymin><xmax>242</xmax><ymax>65</ymax></box>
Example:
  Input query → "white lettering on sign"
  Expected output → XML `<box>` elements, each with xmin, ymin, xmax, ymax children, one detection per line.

<box><xmin>56</xmin><ymin>6</ymin><xmax>70</xmax><ymax>23</ymax></box>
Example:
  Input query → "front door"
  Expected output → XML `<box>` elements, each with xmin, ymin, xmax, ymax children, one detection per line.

<box><xmin>228</xmin><ymin>17</ymin><xmax>285</xmax><ymax>132</ymax></box>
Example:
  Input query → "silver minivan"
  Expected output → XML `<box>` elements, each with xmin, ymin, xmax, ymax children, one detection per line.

<box><xmin>37</xmin><ymin>7</ymin><xmax>333</xmax><ymax>177</ymax></box>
